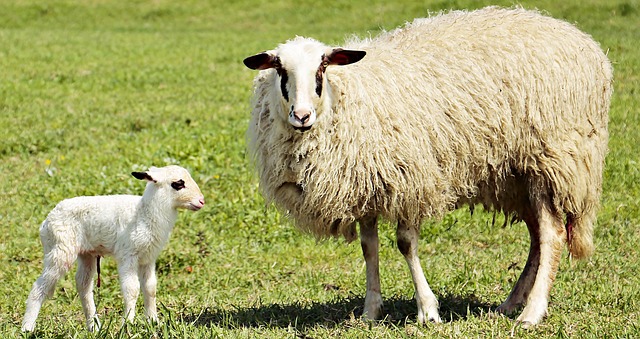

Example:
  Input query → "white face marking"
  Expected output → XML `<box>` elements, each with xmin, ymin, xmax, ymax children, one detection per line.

<box><xmin>275</xmin><ymin>38</ymin><xmax>328</xmax><ymax>130</ymax></box>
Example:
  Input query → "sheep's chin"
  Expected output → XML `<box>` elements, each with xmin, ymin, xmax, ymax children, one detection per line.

<box><xmin>293</xmin><ymin>125</ymin><xmax>312</xmax><ymax>132</ymax></box>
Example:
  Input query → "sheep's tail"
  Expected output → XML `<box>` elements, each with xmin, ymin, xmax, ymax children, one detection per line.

<box><xmin>565</xmin><ymin>211</ymin><xmax>595</xmax><ymax>259</ymax></box>
<box><xmin>97</xmin><ymin>256</ymin><xmax>101</xmax><ymax>288</ymax></box>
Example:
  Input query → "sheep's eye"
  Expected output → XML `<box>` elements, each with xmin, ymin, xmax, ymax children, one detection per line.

<box><xmin>171</xmin><ymin>180</ymin><xmax>185</xmax><ymax>191</ymax></box>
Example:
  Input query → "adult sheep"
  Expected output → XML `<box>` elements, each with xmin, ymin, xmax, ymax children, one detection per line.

<box><xmin>243</xmin><ymin>7</ymin><xmax>612</xmax><ymax>327</ymax></box>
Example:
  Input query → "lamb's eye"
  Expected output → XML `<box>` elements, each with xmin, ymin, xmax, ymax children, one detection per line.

<box><xmin>171</xmin><ymin>180</ymin><xmax>185</xmax><ymax>191</ymax></box>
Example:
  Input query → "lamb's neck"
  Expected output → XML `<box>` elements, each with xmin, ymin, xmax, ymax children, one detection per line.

<box><xmin>138</xmin><ymin>193</ymin><xmax>178</xmax><ymax>233</ymax></box>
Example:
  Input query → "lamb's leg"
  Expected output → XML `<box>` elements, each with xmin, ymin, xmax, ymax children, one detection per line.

<box><xmin>139</xmin><ymin>262</ymin><xmax>158</xmax><ymax>322</ymax></box>
<box><xmin>118</xmin><ymin>256</ymin><xmax>140</xmax><ymax>323</ymax></box>
<box><xmin>516</xmin><ymin>201</ymin><xmax>565</xmax><ymax>328</ymax></box>
<box><xmin>22</xmin><ymin>248</ymin><xmax>74</xmax><ymax>332</ymax></box>
<box><xmin>76</xmin><ymin>254</ymin><xmax>99</xmax><ymax>331</ymax></box>
<box><xmin>396</xmin><ymin>221</ymin><xmax>441</xmax><ymax>324</ymax></box>
<box><xmin>496</xmin><ymin>210</ymin><xmax>541</xmax><ymax>314</ymax></box>
<box><xmin>359</xmin><ymin>216</ymin><xmax>382</xmax><ymax>320</ymax></box>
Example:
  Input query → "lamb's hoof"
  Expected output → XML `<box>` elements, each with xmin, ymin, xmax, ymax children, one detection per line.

<box><xmin>20</xmin><ymin>325</ymin><xmax>34</xmax><ymax>333</ymax></box>
<box><xmin>87</xmin><ymin>316</ymin><xmax>102</xmax><ymax>332</ymax></box>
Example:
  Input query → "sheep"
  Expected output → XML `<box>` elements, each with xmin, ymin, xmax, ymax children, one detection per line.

<box><xmin>243</xmin><ymin>6</ymin><xmax>613</xmax><ymax>327</ymax></box>
<box><xmin>21</xmin><ymin>165</ymin><xmax>205</xmax><ymax>332</ymax></box>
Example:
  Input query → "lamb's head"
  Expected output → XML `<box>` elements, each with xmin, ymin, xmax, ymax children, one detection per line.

<box><xmin>244</xmin><ymin>37</ymin><xmax>365</xmax><ymax>131</ymax></box>
<box><xmin>132</xmin><ymin>165</ymin><xmax>205</xmax><ymax>211</ymax></box>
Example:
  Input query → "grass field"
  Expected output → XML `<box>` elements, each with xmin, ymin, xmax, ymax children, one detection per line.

<box><xmin>1</xmin><ymin>0</ymin><xmax>639</xmax><ymax>337</ymax></box>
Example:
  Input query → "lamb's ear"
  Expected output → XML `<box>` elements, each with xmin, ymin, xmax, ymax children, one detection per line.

<box><xmin>243</xmin><ymin>52</ymin><xmax>278</xmax><ymax>70</ymax></box>
<box><xmin>327</xmin><ymin>48</ymin><xmax>366</xmax><ymax>66</ymax></box>
<box><xmin>131</xmin><ymin>171</ymin><xmax>156</xmax><ymax>183</ymax></box>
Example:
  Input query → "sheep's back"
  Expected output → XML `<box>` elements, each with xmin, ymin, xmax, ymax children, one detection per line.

<box><xmin>330</xmin><ymin>7</ymin><xmax>612</xmax><ymax>217</ymax></box>
<box><xmin>41</xmin><ymin>195</ymin><xmax>141</xmax><ymax>254</ymax></box>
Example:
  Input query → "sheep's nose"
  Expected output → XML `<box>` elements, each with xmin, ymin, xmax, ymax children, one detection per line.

<box><xmin>294</xmin><ymin>110</ymin><xmax>311</xmax><ymax>124</ymax></box>
<box><xmin>199</xmin><ymin>197</ymin><xmax>205</xmax><ymax>206</ymax></box>
<box><xmin>288</xmin><ymin>106</ymin><xmax>316</xmax><ymax>129</ymax></box>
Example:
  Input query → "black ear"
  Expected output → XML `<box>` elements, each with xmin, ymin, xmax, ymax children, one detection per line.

<box><xmin>327</xmin><ymin>48</ymin><xmax>366</xmax><ymax>66</ymax></box>
<box><xmin>132</xmin><ymin>171</ymin><xmax>156</xmax><ymax>182</ymax></box>
<box><xmin>243</xmin><ymin>52</ymin><xmax>277</xmax><ymax>70</ymax></box>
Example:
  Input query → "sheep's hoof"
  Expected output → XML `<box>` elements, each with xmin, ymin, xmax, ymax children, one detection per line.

<box><xmin>360</xmin><ymin>307</ymin><xmax>382</xmax><ymax>322</ymax></box>
<box><xmin>516</xmin><ymin>319</ymin><xmax>536</xmax><ymax>329</ymax></box>
<box><xmin>430</xmin><ymin>315</ymin><xmax>442</xmax><ymax>323</ymax></box>
<box><xmin>494</xmin><ymin>300</ymin><xmax>523</xmax><ymax>316</ymax></box>
<box><xmin>515</xmin><ymin>310</ymin><xmax>544</xmax><ymax>329</ymax></box>
<box><xmin>359</xmin><ymin>315</ymin><xmax>381</xmax><ymax>325</ymax></box>
<box><xmin>487</xmin><ymin>308</ymin><xmax>507</xmax><ymax>319</ymax></box>
<box><xmin>417</xmin><ymin>312</ymin><xmax>442</xmax><ymax>325</ymax></box>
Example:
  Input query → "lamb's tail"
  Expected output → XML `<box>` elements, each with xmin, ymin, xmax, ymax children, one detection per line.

<box><xmin>565</xmin><ymin>210</ymin><xmax>595</xmax><ymax>259</ymax></box>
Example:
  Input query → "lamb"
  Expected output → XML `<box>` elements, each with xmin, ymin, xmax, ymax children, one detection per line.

<box><xmin>243</xmin><ymin>7</ymin><xmax>613</xmax><ymax>327</ymax></box>
<box><xmin>21</xmin><ymin>165</ymin><xmax>205</xmax><ymax>332</ymax></box>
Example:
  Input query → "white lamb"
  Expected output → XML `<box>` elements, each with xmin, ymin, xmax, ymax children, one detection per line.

<box><xmin>244</xmin><ymin>7</ymin><xmax>612</xmax><ymax>327</ymax></box>
<box><xmin>21</xmin><ymin>165</ymin><xmax>205</xmax><ymax>332</ymax></box>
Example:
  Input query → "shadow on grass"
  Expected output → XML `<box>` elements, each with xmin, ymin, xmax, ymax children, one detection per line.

<box><xmin>184</xmin><ymin>293</ymin><xmax>497</xmax><ymax>330</ymax></box>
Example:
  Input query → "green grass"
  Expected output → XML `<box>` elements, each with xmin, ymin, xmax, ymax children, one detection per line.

<box><xmin>1</xmin><ymin>0</ymin><xmax>639</xmax><ymax>337</ymax></box>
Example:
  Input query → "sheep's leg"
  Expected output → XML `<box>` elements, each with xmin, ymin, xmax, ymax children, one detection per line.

<box><xmin>138</xmin><ymin>262</ymin><xmax>158</xmax><ymax>322</ymax></box>
<box><xmin>397</xmin><ymin>222</ymin><xmax>441</xmax><ymax>324</ymax></box>
<box><xmin>359</xmin><ymin>216</ymin><xmax>383</xmax><ymax>320</ymax></box>
<box><xmin>76</xmin><ymin>254</ymin><xmax>100</xmax><ymax>331</ymax></box>
<box><xmin>118</xmin><ymin>256</ymin><xmax>140</xmax><ymax>323</ymax></box>
<box><xmin>496</xmin><ymin>210</ymin><xmax>540</xmax><ymax>315</ymax></box>
<box><xmin>516</xmin><ymin>201</ymin><xmax>565</xmax><ymax>328</ymax></box>
<box><xmin>22</xmin><ymin>248</ymin><xmax>74</xmax><ymax>332</ymax></box>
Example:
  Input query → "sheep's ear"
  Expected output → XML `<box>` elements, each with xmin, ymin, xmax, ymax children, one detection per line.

<box><xmin>131</xmin><ymin>171</ymin><xmax>157</xmax><ymax>183</ymax></box>
<box><xmin>327</xmin><ymin>48</ymin><xmax>366</xmax><ymax>66</ymax></box>
<box><xmin>243</xmin><ymin>52</ymin><xmax>277</xmax><ymax>70</ymax></box>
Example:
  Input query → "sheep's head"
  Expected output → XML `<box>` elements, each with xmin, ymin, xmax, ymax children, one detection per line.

<box><xmin>132</xmin><ymin>165</ymin><xmax>205</xmax><ymax>211</ymax></box>
<box><xmin>244</xmin><ymin>37</ymin><xmax>365</xmax><ymax>131</ymax></box>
